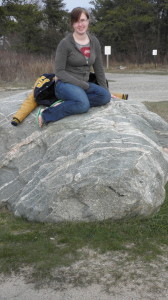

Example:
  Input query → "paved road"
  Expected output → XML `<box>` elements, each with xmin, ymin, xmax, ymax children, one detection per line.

<box><xmin>107</xmin><ymin>72</ymin><xmax>168</xmax><ymax>102</ymax></box>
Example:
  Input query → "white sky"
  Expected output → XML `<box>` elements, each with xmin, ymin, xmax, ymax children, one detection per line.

<box><xmin>63</xmin><ymin>0</ymin><xmax>93</xmax><ymax>11</ymax></box>
<box><xmin>0</xmin><ymin>0</ymin><xmax>93</xmax><ymax>11</ymax></box>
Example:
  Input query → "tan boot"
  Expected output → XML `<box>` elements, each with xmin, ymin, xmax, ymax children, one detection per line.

<box><xmin>112</xmin><ymin>93</ymin><xmax>128</xmax><ymax>100</ymax></box>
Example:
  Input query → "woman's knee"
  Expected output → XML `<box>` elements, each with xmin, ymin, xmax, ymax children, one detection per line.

<box><xmin>102</xmin><ymin>89</ymin><xmax>111</xmax><ymax>105</ymax></box>
<box><xmin>73</xmin><ymin>99</ymin><xmax>90</xmax><ymax>114</ymax></box>
<box><xmin>87</xmin><ymin>83</ymin><xmax>111</xmax><ymax>106</ymax></box>
<box><xmin>55</xmin><ymin>81</ymin><xmax>90</xmax><ymax>113</ymax></box>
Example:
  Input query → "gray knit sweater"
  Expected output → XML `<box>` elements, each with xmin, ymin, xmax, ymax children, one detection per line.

<box><xmin>55</xmin><ymin>33</ymin><xmax>107</xmax><ymax>90</ymax></box>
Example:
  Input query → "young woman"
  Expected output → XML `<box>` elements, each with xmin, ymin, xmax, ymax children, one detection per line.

<box><xmin>37</xmin><ymin>7</ymin><xmax>111</xmax><ymax>127</ymax></box>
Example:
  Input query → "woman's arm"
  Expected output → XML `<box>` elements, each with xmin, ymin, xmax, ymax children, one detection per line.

<box><xmin>93</xmin><ymin>38</ymin><xmax>108</xmax><ymax>89</ymax></box>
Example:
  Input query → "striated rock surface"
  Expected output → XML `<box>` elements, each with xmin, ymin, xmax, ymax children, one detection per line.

<box><xmin>0</xmin><ymin>90</ymin><xmax>168</xmax><ymax>222</ymax></box>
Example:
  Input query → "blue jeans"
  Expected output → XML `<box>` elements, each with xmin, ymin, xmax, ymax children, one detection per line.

<box><xmin>42</xmin><ymin>80</ymin><xmax>111</xmax><ymax>124</ymax></box>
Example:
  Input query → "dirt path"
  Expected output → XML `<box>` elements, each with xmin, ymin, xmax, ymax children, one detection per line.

<box><xmin>0</xmin><ymin>73</ymin><xmax>168</xmax><ymax>300</ymax></box>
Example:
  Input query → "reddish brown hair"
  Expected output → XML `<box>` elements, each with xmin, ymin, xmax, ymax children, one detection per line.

<box><xmin>70</xmin><ymin>7</ymin><xmax>89</xmax><ymax>25</ymax></box>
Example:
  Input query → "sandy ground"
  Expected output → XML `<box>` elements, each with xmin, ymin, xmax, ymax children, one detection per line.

<box><xmin>1</xmin><ymin>247</ymin><xmax>168</xmax><ymax>300</ymax></box>
<box><xmin>0</xmin><ymin>73</ymin><xmax>168</xmax><ymax>300</ymax></box>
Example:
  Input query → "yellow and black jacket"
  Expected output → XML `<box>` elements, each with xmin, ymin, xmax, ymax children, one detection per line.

<box><xmin>11</xmin><ymin>73</ymin><xmax>58</xmax><ymax>126</ymax></box>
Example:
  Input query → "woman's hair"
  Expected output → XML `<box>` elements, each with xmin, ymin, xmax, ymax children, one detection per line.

<box><xmin>70</xmin><ymin>7</ymin><xmax>89</xmax><ymax>25</ymax></box>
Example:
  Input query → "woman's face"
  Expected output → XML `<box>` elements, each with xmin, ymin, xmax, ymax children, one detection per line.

<box><xmin>72</xmin><ymin>12</ymin><xmax>89</xmax><ymax>35</ymax></box>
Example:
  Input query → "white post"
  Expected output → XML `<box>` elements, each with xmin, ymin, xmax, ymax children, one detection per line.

<box><xmin>104</xmin><ymin>46</ymin><xmax>111</xmax><ymax>69</ymax></box>
<box><xmin>152</xmin><ymin>49</ymin><xmax>157</xmax><ymax>68</ymax></box>
<box><xmin>107</xmin><ymin>55</ymin><xmax>109</xmax><ymax>69</ymax></box>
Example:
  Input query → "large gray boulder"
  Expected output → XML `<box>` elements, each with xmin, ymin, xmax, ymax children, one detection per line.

<box><xmin>0</xmin><ymin>90</ymin><xmax>168</xmax><ymax>222</ymax></box>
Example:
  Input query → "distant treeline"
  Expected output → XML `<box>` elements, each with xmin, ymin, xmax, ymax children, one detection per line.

<box><xmin>0</xmin><ymin>0</ymin><xmax>168</xmax><ymax>64</ymax></box>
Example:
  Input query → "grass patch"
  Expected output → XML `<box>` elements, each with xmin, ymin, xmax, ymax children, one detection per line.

<box><xmin>0</xmin><ymin>183</ymin><xmax>168</xmax><ymax>281</ymax></box>
<box><xmin>144</xmin><ymin>101</ymin><xmax>168</xmax><ymax>123</ymax></box>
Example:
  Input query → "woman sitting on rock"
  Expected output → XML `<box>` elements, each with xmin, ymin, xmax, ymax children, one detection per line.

<box><xmin>11</xmin><ymin>7</ymin><xmax>128</xmax><ymax>127</ymax></box>
<box><xmin>37</xmin><ymin>7</ymin><xmax>111</xmax><ymax>127</ymax></box>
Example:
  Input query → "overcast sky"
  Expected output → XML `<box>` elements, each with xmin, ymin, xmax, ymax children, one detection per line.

<box><xmin>64</xmin><ymin>0</ymin><xmax>93</xmax><ymax>11</ymax></box>
<box><xmin>0</xmin><ymin>0</ymin><xmax>94</xmax><ymax>11</ymax></box>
